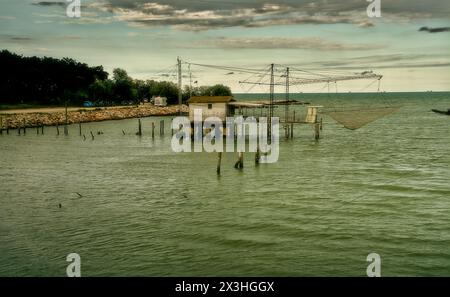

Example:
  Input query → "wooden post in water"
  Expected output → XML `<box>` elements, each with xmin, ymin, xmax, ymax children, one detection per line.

<box><xmin>0</xmin><ymin>116</ymin><xmax>2</xmax><ymax>135</ymax></box>
<box><xmin>217</xmin><ymin>152</ymin><xmax>222</xmax><ymax>175</ymax></box>
<box><xmin>23</xmin><ymin>120</ymin><xmax>26</xmax><ymax>135</ymax></box>
<box><xmin>6</xmin><ymin>120</ymin><xmax>9</xmax><ymax>134</ymax></box>
<box><xmin>320</xmin><ymin>117</ymin><xmax>323</xmax><ymax>131</ymax></box>
<box><xmin>137</xmin><ymin>119</ymin><xmax>142</xmax><ymax>136</ymax></box>
<box><xmin>90</xmin><ymin>131</ymin><xmax>95</xmax><ymax>140</ymax></box>
<box><xmin>160</xmin><ymin>120</ymin><xmax>164</xmax><ymax>136</ymax></box>
<box><xmin>151</xmin><ymin>122</ymin><xmax>155</xmax><ymax>139</ymax></box>
<box><xmin>56</xmin><ymin>124</ymin><xmax>60</xmax><ymax>135</ymax></box>
<box><xmin>79</xmin><ymin>122</ymin><xmax>82</xmax><ymax>136</ymax></box>
<box><xmin>255</xmin><ymin>147</ymin><xmax>260</xmax><ymax>165</ymax></box>
<box><xmin>41</xmin><ymin>125</ymin><xmax>44</xmax><ymax>135</ymax></box>
<box><xmin>234</xmin><ymin>152</ymin><xmax>244</xmax><ymax>169</ymax></box>
<box><xmin>290</xmin><ymin>123</ymin><xmax>294</xmax><ymax>138</ymax></box>
<box><xmin>314</xmin><ymin>123</ymin><xmax>320</xmax><ymax>140</ymax></box>
<box><xmin>293</xmin><ymin>110</ymin><xmax>296</xmax><ymax>122</ymax></box>
<box><xmin>37</xmin><ymin>125</ymin><xmax>40</xmax><ymax>135</ymax></box>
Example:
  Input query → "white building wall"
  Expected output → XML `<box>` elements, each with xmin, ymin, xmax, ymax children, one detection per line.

<box><xmin>189</xmin><ymin>103</ymin><xmax>228</xmax><ymax>122</ymax></box>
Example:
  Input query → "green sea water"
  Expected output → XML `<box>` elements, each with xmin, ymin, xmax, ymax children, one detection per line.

<box><xmin>0</xmin><ymin>92</ymin><xmax>449</xmax><ymax>276</ymax></box>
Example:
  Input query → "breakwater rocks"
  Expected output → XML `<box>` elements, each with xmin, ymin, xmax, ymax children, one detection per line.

<box><xmin>0</xmin><ymin>105</ymin><xmax>188</xmax><ymax>129</ymax></box>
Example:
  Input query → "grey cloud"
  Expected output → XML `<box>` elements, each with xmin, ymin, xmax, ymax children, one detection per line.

<box><xmin>33</xmin><ymin>0</ymin><xmax>450</xmax><ymax>31</ymax></box>
<box><xmin>201</xmin><ymin>37</ymin><xmax>384</xmax><ymax>51</ymax></box>
<box><xmin>301</xmin><ymin>53</ymin><xmax>450</xmax><ymax>70</ymax></box>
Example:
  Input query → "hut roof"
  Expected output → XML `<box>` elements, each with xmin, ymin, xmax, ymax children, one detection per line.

<box><xmin>187</xmin><ymin>96</ymin><xmax>235</xmax><ymax>104</ymax></box>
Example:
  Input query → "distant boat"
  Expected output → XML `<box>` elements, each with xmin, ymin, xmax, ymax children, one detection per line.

<box><xmin>431</xmin><ymin>108</ymin><xmax>450</xmax><ymax>115</ymax></box>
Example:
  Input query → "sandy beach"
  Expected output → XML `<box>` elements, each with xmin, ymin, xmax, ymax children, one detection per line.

<box><xmin>0</xmin><ymin>105</ymin><xmax>188</xmax><ymax>129</ymax></box>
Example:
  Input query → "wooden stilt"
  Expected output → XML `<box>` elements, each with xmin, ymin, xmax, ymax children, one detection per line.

<box><xmin>293</xmin><ymin>110</ymin><xmax>296</xmax><ymax>122</ymax></box>
<box><xmin>255</xmin><ymin>148</ymin><xmax>260</xmax><ymax>165</ymax></box>
<box><xmin>315</xmin><ymin>123</ymin><xmax>320</xmax><ymax>140</ymax></box>
<box><xmin>41</xmin><ymin>125</ymin><xmax>44</xmax><ymax>135</ymax></box>
<box><xmin>320</xmin><ymin>117</ymin><xmax>323</xmax><ymax>131</ymax></box>
<box><xmin>83</xmin><ymin>134</ymin><xmax>86</xmax><ymax>141</ymax></box>
<box><xmin>137</xmin><ymin>119</ymin><xmax>142</xmax><ymax>136</ymax></box>
<box><xmin>234</xmin><ymin>152</ymin><xmax>244</xmax><ymax>169</ymax></box>
<box><xmin>152</xmin><ymin>122</ymin><xmax>155</xmax><ymax>139</ymax></box>
<box><xmin>90</xmin><ymin>131</ymin><xmax>95</xmax><ymax>140</ymax></box>
<box><xmin>56</xmin><ymin>124</ymin><xmax>60</xmax><ymax>135</ymax></box>
<box><xmin>23</xmin><ymin>120</ymin><xmax>26</xmax><ymax>135</ymax></box>
<box><xmin>217</xmin><ymin>152</ymin><xmax>222</xmax><ymax>175</ymax></box>
<box><xmin>290</xmin><ymin>123</ymin><xmax>294</xmax><ymax>138</ymax></box>
<box><xmin>79</xmin><ymin>122</ymin><xmax>82</xmax><ymax>136</ymax></box>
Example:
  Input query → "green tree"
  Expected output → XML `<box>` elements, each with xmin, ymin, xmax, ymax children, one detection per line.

<box><xmin>112</xmin><ymin>68</ymin><xmax>137</xmax><ymax>104</ymax></box>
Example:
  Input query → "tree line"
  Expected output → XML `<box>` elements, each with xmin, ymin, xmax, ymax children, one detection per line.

<box><xmin>0</xmin><ymin>50</ymin><xmax>232</xmax><ymax>107</ymax></box>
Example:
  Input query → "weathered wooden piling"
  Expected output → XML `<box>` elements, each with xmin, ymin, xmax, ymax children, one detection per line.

<box><xmin>255</xmin><ymin>148</ymin><xmax>260</xmax><ymax>165</ymax></box>
<box><xmin>314</xmin><ymin>123</ymin><xmax>320</xmax><ymax>140</ymax></box>
<box><xmin>56</xmin><ymin>124</ymin><xmax>60</xmax><ymax>135</ymax></box>
<box><xmin>122</xmin><ymin>130</ymin><xmax>126</xmax><ymax>135</ymax></box>
<box><xmin>41</xmin><ymin>125</ymin><xmax>44</xmax><ymax>135</ymax></box>
<box><xmin>151</xmin><ymin>122</ymin><xmax>155</xmax><ymax>139</ymax></box>
<box><xmin>0</xmin><ymin>117</ymin><xmax>2</xmax><ymax>135</ymax></box>
<box><xmin>293</xmin><ymin>110</ymin><xmax>296</xmax><ymax>122</ymax></box>
<box><xmin>23</xmin><ymin>120</ymin><xmax>26</xmax><ymax>135</ymax></box>
<box><xmin>160</xmin><ymin>120</ymin><xmax>165</xmax><ymax>135</ymax></box>
<box><xmin>217</xmin><ymin>152</ymin><xmax>222</xmax><ymax>175</ymax></box>
<box><xmin>90</xmin><ymin>131</ymin><xmax>95</xmax><ymax>140</ymax></box>
<box><xmin>137</xmin><ymin>119</ymin><xmax>142</xmax><ymax>136</ymax></box>
<box><xmin>290</xmin><ymin>123</ymin><xmax>294</xmax><ymax>138</ymax></box>
<box><xmin>320</xmin><ymin>117</ymin><xmax>323</xmax><ymax>131</ymax></box>
<box><xmin>79</xmin><ymin>122</ymin><xmax>82</xmax><ymax>136</ymax></box>
<box><xmin>234</xmin><ymin>152</ymin><xmax>244</xmax><ymax>169</ymax></box>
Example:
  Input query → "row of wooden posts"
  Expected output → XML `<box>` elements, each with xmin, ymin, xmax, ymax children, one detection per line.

<box><xmin>136</xmin><ymin>119</ymin><xmax>166</xmax><ymax>138</ymax></box>
<box><xmin>2</xmin><ymin>116</ymin><xmax>321</xmax><ymax>176</ymax></box>
<box><xmin>0</xmin><ymin>117</ymin><xmax>168</xmax><ymax>139</ymax></box>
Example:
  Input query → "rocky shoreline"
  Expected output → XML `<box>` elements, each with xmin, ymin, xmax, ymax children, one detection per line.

<box><xmin>0</xmin><ymin>105</ymin><xmax>188</xmax><ymax>129</ymax></box>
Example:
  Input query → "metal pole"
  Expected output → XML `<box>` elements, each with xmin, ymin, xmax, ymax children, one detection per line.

<box><xmin>268</xmin><ymin>63</ymin><xmax>274</xmax><ymax>143</ymax></box>
<box><xmin>177</xmin><ymin>57</ymin><xmax>183</xmax><ymax>115</ymax></box>
<box><xmin>285</xmin><ymin>67</ymin><xmax>289</xmax><ymax>122</ymax></box>
<box><xmin>189</xmin><ymin>64</ymin><xmax>192</xmax><ymax>98</ymax></box>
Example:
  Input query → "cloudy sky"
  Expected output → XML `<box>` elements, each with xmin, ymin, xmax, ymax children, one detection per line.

<box><xmin>1</xmin><ymin>0</ymin><xmax>450</xmax><ymax>92</ymax></box>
